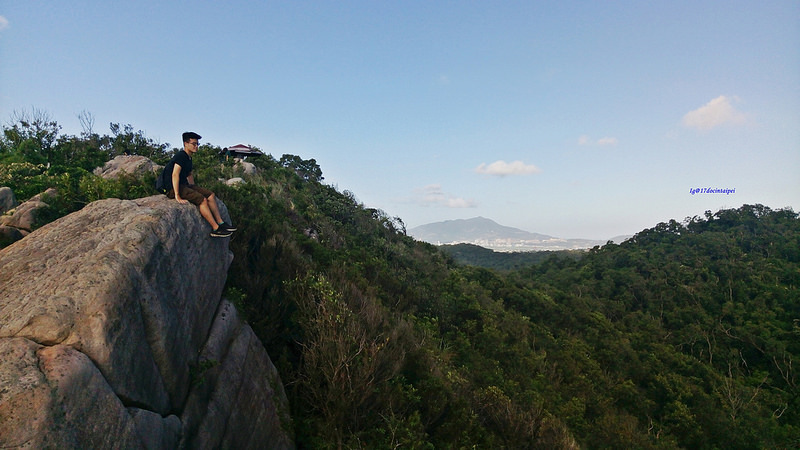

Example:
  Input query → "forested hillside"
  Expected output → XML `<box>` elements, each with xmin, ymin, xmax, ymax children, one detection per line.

<box><xmin>2</xmin><ymin>113</ymin><xmax>798</xmax><ymax>448</ymax></box>
<box><xmin>440</xmin><ymin>243</ymin><xmax>585</xmax><ymax>271</ymax></box>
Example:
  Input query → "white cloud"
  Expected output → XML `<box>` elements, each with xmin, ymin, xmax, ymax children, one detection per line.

<box><xmin>475</xmin><ymin>160</ymin><xmax>541</xmax><ymax>176</ymax></box>
<box><xmin>682</xmin><ymin>95</ymin><xmax>746</xmax><ymax>130</ymax></box>
<box><xmin>579</xmin><ymin>135</ymin><xmax>618</xmax><ymax>146</ymax></box>
<box><xmin>596</xmin><ymin>137</ymin><xmax>618</xmax><ymax>146</ymax></box>
<box><xmin>414</xmin><ymin>184</ymin><xmax>477</xmax><ymax>208</ymax></box>
<box><xmin>0</xmin><ymin>16</ymin><xmax>9</xmax><ymax>32</ymax></box>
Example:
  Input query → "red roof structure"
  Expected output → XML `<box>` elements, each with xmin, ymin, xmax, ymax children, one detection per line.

<box><xmin>220</xmin><ymin>144</ymin><xmax>264</xmax><ymax>158</ymax></box>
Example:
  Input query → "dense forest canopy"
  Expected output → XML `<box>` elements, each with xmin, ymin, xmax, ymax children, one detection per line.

<box><xmin>440</xmin><ymin>243</ymin><xmax>586</xmax><ymax>271</ymax></box>
<box><xmin>2</xmin><ymin>111</ymin><xmax>798</xmax><ymax>448</ymax></box>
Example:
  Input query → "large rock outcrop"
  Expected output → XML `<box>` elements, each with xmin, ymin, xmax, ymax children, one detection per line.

<box><xmin>0</xmin><ymin>187</ymin><xmax>58</xmax><ymax>246</ymax></box>
<box><xmin>0</xmin><ymin>195</ymin><xmax>293</xmax><ymax>448</ymax></box>
<box><xmin>0</xmin><ymin>186</ymin><xmax>16</xmax><ymax>214</ymax></box>
<box><xmin>93</xmin><ymin>155</ymin><xmax>162</xmax><ymax>179</ymax></box>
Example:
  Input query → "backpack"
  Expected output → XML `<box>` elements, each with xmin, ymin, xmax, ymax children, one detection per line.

<box><xmin>155</xmin><ymin>168</ymin><xmax>168</xmax><ymax>194</ymax></box>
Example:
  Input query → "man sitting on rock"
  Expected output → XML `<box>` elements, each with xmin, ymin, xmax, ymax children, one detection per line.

<box><xmin>161</xmin><ymin>131</ymin><xmax>236</xmax><ymax>238</ymax></box>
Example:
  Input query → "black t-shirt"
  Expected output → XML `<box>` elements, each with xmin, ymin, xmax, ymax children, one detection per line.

<box><xmin>163</xmin><ymin>151</ymin><xmax>193</xmax><ymax>188</ymax></box>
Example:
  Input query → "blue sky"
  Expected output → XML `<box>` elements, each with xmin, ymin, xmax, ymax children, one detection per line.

<box><xmin>1</xmin><ymin>1</ymin><xmax>798</xmax><ymax>239</ymax></box>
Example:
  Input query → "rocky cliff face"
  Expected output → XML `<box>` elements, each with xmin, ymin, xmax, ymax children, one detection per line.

<box><xmin>0</xmin><ymin>195</ymin><xmax>293</xmax><ymax>448</ymax></box>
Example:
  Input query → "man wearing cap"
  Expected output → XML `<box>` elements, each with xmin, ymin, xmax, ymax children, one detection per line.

<box><xmin>160</xmin><ymin>131</ymin><xmax>236</xmax><ymax>237</ymax></box>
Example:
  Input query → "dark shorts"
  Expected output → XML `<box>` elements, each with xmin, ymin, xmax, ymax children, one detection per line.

<box><xmin>167</xmin><ymin>185</ymin><xmax>214</xmax><ymax>206</ymax></box>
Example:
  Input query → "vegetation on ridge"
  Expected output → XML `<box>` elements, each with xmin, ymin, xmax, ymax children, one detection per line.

<box><xmin>2</xmin><ymin>111</ymin><xmax>798</xmax><ymax>448</ymax></box>
<box><xmin>440</xmin><ymin>243</ymin><xmax>586</xmax><ymax>271</ymax></box>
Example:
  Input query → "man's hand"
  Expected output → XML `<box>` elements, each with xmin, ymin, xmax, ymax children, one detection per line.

<box><xmin>175</xmin><ymin>198</ymin><xmax>188</xmax><ymax>204</ymax></box>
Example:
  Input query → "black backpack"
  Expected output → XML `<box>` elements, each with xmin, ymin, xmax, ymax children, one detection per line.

<box><xmin>155</xmin><ymin>167</ymin><xmax>168</xmax><ymax>194</ymax></box>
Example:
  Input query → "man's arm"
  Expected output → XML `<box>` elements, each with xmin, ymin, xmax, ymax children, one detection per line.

<box><xmin>187</xmin><ymin>172</ymin><xmax>195</xmax><ymax>186</ymax></box>
<box><xmin>172</xmin><ymin>163</ymin><xmax>187</xmax><ymax>204</ymax></box>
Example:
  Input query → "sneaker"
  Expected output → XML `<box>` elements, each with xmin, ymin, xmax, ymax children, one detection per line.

<box><xmin>210</xmin><ymin>227</ymin><xmax>233</xmax><ymax>238</ymax></box>
<box><xmin>218</xmin><ymin>221</ymin><xmax>237</xmax><ymax>232</ymax></box>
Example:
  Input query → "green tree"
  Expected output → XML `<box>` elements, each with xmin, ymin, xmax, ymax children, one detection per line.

<box><xmin>279</xmin><ymin>154</ymin><xmax>323</xmax><ymax>182</ymax></box>
<box><xmin>1</xmin><ymin>108</ymin><xmax>61</xmax><ymax>164</ymax></box>
<box><xmin>108</xmin><ymin>123</ymin><xmax>171</xmax><ymax>162</ymax></box>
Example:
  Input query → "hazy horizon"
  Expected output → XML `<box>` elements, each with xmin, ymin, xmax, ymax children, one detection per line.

<box><xmin>2</xmin><ymin>2</ymin><xmax>798</xmax><ymax>240</ymax></box>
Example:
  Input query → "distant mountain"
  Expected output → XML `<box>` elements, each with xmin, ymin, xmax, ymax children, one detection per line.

<box><xmin>410</xmin><ymin>217</ymin><xmax>553</xmax><ymax>242</ymax></box>
<box><xmin>409</xmin><ymin>217</ymin><xmax>613</xmax><ymax>251</ymax></box>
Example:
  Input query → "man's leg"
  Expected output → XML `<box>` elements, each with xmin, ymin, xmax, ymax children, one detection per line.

<box><xmin>206</xmin><ymin>193</ymin><xmax>224</xmax><ymax>224</ymax></box>
<box><xmin>180</xmin><ymin>186</ymin><xmax>220</xmax><ymax>230</ymax></box>
<box><xmin>191</xmin><ymin>186</ymin><xmax>225</xmax><ymax>225</ymax></box>
<box><xmin>198</xmin><ymin>199</ymin><xmax>220</xmax><ymax>230</ymax></box>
